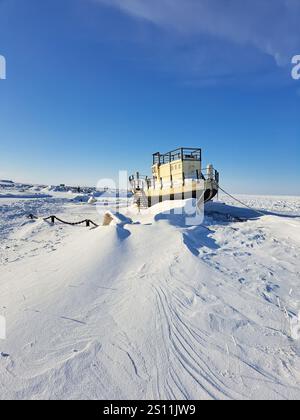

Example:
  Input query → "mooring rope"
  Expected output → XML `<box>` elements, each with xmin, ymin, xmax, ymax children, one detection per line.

<box><xmin>28</xmin><ymin>214</ymin><xmax>99</xmax><ymax>228</ymax></box>
<box><xmin>217</xmin><ymin>185</ymin><xmax>266</xmax><ymax>217</ymax></box>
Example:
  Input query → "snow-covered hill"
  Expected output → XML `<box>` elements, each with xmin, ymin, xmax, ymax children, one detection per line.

<box><xmin>0</xmin><ymin>190</ymin><xmax>300</xmax><ymax>400</ymax></box>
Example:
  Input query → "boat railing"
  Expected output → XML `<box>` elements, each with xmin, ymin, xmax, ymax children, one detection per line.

<box><xmin>153</xmin><ymin>148</ymin><xmax>202</xmax><ymax>165</ymax></box>
<box><xmin>129</xmin><ymin>167</ymin><xmax>219</xmax><ymax>191</ymax></box>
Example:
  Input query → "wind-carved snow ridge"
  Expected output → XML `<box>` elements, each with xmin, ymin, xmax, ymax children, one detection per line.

<box><xmin>0</xmin><ymin>188</ymin><xmax>300</xmax><ymax>400</ymax></box>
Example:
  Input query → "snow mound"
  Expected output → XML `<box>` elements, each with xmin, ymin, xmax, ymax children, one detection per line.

<box><xmin>1</xmin><ymin>193</ymin><xmax>300</xmax><ymax>400</ymax></box>
<box><xmin>72</xmin><ymin>194</ymin><xmax>90</xmax><ymax>203</ymax></box>
<box><xmin>0</xmin><ymin>179</ymin><xmax>14</xmax><ymax>186</ymax></box>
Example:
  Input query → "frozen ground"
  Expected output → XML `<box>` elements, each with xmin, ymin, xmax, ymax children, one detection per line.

<box><xmin>0</xmin><ymin>185</ymin><xmax>300</xmax><ymax>400</ymax></box>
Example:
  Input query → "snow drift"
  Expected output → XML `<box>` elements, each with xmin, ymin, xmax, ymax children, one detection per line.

<box><xmin>0</xmin><ymin>192</ymin><xmax>300</xmax><ymax>400</ymax></box>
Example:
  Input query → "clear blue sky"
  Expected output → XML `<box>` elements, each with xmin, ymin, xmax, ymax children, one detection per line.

<box><xmin>0</xmin><ymin>0</ymin><xmax>299</xmax><ymax>194</ymax></box>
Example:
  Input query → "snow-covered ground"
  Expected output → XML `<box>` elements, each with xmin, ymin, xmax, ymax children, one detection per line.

<box><xmin>1</xmin><ymin>186</ymin><xmax>300</xmax><ymax>400</ymax></box>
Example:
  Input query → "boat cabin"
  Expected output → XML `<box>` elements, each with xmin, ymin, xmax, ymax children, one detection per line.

<box><xmin>152</xmin><ymin>148</ymin><xmax>202</xmax><ymax>186</ymax></box>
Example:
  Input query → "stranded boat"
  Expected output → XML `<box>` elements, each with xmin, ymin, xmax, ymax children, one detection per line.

<box><xmin>129</xmin><ymin>147</ymin><xmax>219</xmax><ymax>208</ymax></box>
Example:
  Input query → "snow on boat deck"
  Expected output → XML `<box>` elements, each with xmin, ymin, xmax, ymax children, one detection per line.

<box><xmin>0</xmin><ymin>191</ymin><xmax>300</xmax><ymax>400</ymax></box>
